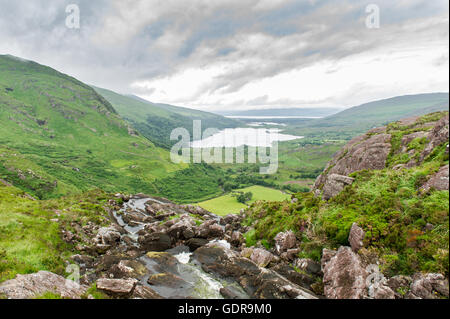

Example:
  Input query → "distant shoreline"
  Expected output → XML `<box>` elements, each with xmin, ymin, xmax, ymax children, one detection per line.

<box><xmin>225</xmin><ymin>116</ymin><xmax>323</xmax><ymax>119</ymax></box>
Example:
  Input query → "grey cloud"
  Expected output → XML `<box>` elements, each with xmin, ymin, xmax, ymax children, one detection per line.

<box><xmin>0</xmin><ymin>0</ymin><xmax>448</xmax><ymax>109</ymax></box>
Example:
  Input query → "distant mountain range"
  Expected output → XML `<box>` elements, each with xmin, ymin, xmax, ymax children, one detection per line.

<box><xmin>285</xmin><ymin>93</ymin><xmax>449</xmax><ymax>140</ymax></box>
<box><xmin>215</xmin><ymin>107</ymin><xmax>342</xmax><ymax>118</ymax></box>
<box><xmin>319</xmin><ymin>93</ymin><xmax>449</xmax><ymax>127</ymax></box>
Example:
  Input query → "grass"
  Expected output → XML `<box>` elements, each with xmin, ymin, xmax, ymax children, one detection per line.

<box><xmin>0</xmin><ymin>182</ymin><xmax>114</xmax><ymax>283</ymax></box>
<box><xmin>196</xmin><ymin>185</ymin><xmax>290</xmax><ymax>216</ymax></box>
<box><xmin>0</xmin><ymin>55</ymin><xmax>190</xmax><ymax>200</ymax></box>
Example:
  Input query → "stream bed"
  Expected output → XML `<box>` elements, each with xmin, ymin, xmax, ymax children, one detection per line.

<box><xmin>112</xmin><ymin>196</ymin><xmax>248</xmax><ymax>299</ymax></box>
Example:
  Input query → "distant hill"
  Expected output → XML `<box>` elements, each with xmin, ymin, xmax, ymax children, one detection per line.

<box><xmin>215</xmin><ymin>107</ymin><xmax>341</xmax><ymax>118</ymax></box>
<box><xmin>0</xmin><ymin>54</ymin><xmax>187</xmax><ymax>199</ymax></box>
<box><xmin>287</xmin><ymin>93</ymin><xmax>449</xmax><ymax>140</ymax></box>
<box><xmin>94</xmin><ymin>87</ymin><xmax>242</xmax><ymax>148</ymax></box>
<box><xmin>318</xmin><ymin>93</ymin><xmax>449</xmax><ymax>127</ymax></box>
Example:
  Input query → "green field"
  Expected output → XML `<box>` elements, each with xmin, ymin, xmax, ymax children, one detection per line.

<box><xmin>196</xmin><ymin>185</ymin><xmax>290</xmax><ymax>216</ymax></box>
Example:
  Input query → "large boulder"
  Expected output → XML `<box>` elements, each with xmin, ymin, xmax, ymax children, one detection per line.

<box><xmin>195</xmin><ymin>220</ymin><xmax>224</xmax><ymax>239</ymax></box>
<box><xmin>109</xmin><ymin>260</ymin><xmax>148</xmax><ymax>279</ymax></box>
<box><xmin>167</xmin><ymin>218</ymin><xmax>195</xmax><ymax>240</ymax></box>
<box><xmin>322</xmin><ymin>246</ymin><xmax>368</xmax><ymax>299</ymax></box>
<box><xmin>348</xmin><ymin>223</ymin><xmax>365</xmax><ymax>252</ymax></box>
<box><xmin>95</xmin><ymin>227</ymin><xmax>121</xmax><ymax>246</ymax></box>
<box><xmin>145</xmin><ymin>252</ymin><xmax>180</xmax><ymax>274</ymax></box>
<box><xmin>147</xmin><ymin>273</ymin><xmax>191</xmax><ymax>290</ymax></box>
<box><xmin>0</xmin><ymin>271</ymin><xmax>87</xmax><ymax>299</ymax></box>
<box><xmin>274</xmin><ymin>231</ymin><xmax>297</xmax><ymax>255</ymax></box>
<box><xmin>138</xmin><ymin>232</ymin><xmax>172</xmax><ymax>252</ymax></box>
<box><xmin>96</xmin><ymin>278</ymin><xmax>138</xmax><ymax>297</ymax></box>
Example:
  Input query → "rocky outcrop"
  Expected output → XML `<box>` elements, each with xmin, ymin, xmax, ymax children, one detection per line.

<box><xmin>386</xmin><ymin>275</ymin><xmax>413</xmax><ymax>298</ymax></box>
<box><xmin>409</xmin><ymin>273</ymin><xmax>449</xmax><ymax>299</ymax></box>
<box><xmin>313</xmin><ymin>133</ymin><xmax>391</xmax><ymax>199</ymax></box>
<box><xmin>322</xmin><ymin>247</ymin><xmax>368</xmax><ymax>299</ymax></box>
<box><xmin>420</xmin><ymin>114</ymin><xmax>449</xmax><ymax>161</ymax></box>
<box><xmin>314</xmin><ymin>112</ymin><xmax>449</xmax><ymax>200</ymax></box>
<box><xmin>0</xmin><ymin>271</ymin><xmax>87</xmax><ymax>299</ymax></box>
<box><xmin>322</xmin><ymin>174</ymin><xmax>355</xmax><ymax>200</ymax></box>
<box><xmin>348</xmin><ymin>223</ymin><xmax>365</xmax><ymax>252</ymax></box>
<box><xmin>421</xmin><ymin>165</ymin><xmax>449</xmax><ymax>192</ymax></box>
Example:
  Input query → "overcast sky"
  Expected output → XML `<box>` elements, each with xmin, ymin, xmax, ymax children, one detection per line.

<box><xmin>0</xmin><ymin>0</ymin><xmax>448</xmax><ymax>111</ymax></box>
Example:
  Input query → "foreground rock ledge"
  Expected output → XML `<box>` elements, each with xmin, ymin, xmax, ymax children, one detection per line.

<box><xmin>0</xmin><ymin>271</ymin><xmax>87</xmax><ymax>299</ymax></box>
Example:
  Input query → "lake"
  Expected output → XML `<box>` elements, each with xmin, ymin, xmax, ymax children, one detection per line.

<box><xmin>191</xmin><ymin>127</ymin><xmax>303</xmax><ymax>148</ymax></box>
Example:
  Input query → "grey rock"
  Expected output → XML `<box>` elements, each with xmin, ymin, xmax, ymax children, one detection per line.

<box><xmin>348</xmin><ymin>223</ymin><xmax>365</xmax><ymax>252</ymax></box>
<box><xmin>322</xmin><ymin>174</ymin><xmax>355</xmax><ymax>200</ymax></box>
<box><xmin>322</xmin><ymin>246</ymin><xmax>368</xmax><ymax>299</ymax></box>
<box><xmin>96</xmin><ymin>278</ymin><xmax>138</xmax><ymax>296</ymax></box>
<box><xmin>0</xmin><ymin>271</ymin><xmax>87</xmax><ymax>299</ymax></box>
<box><xmin>274</xmin><ymin>231</ymin><xmax>297</xmax><ymax>254</ymax></box>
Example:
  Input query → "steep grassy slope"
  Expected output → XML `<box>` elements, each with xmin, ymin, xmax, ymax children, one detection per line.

<box><xmin>94</xmin><ymin>87</ymin><xmax>242</xmax><ymax>149</ymax></box>
<box><xmin>0</xmin><ymin>181</ymin><xmax>114</xmax><ymax>283</ymax></box>
<box><xmin>244</xmin><ymin>112</ymin><xmax>449</xmax><ymax>277</ymax></box>
<box><xmin>0</xmin><ymin>55</ymin><xmax>185</xmax><ymax>199</ymax></box>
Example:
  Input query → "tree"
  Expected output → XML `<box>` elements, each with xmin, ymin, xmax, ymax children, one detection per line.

<box><xmin>235</xmin><ymin>191</ymin><xmax>253</xmax><ymax>204</ymax></box>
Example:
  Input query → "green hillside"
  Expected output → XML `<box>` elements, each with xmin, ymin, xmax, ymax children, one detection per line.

<box><xmin>94</xmin><ymin>87</ymin><xmax>242</xmax><ymax>149</ymax></box>
<box><xmin>286</xmin><ymin>93</ymin><xmax>449</xmax><ymax>140</ymax></box>
<box><xmin>320</xmin><ymin>93</ymin><xmax>449</xmax><ymax>126</ymax></box>
<box><xmin>0</xmin><ymin>54</ymin><xmax>186</xmax><ymax>199</ymax></box>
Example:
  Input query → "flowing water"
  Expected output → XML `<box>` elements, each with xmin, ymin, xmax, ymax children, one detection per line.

<box><xmin>113</xmin><ymin>197</ymin><xmax>248</xmax><ymax>299</ymax></box>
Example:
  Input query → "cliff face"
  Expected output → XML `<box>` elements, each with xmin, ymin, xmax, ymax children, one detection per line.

<box><xmin>313</xmin><ymin>112</ymin><xmax>449</xmax><ymax>200</ymax></box>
